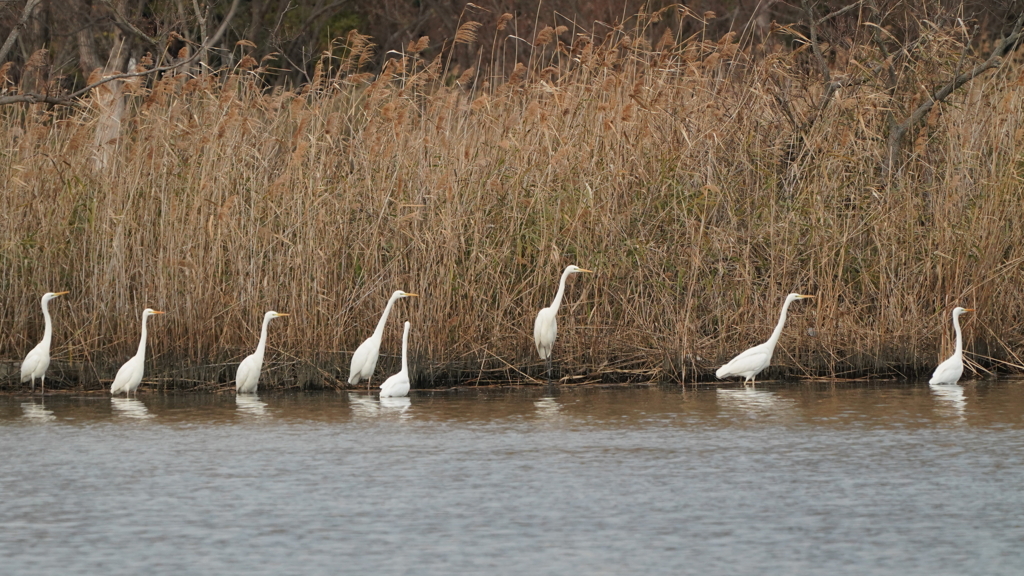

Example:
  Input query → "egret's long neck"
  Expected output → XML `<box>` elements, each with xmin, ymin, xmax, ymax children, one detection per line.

<box><xmin>953</xmin><ymin>313</ymin><xmax>964</xmax><ymax>357</ymax></box>
<box><xmin>765</xmin><ymin>298</ymin><xmax>794</xmax><ymax>350</ymax></box>
<box><xmin>137</xmin><ymin>314</ymin><xmax>150</xmax><ymax>358</ymax></box>
<box><xmin>254</xmin><ymin>316</ymin><xmax>272</xmax><ymax>359</ymax></box>
<box><xmin>373</xmin><ymin>295</ymin><xmax>399</xmax><ymax>338</ymax></box>
<box><xmin>549</xmin><ymin>269</ymin><xmax>573</xmax><ymax>310</ymax></box>
<box><xmin>400</xmin><ymin>324</ymin><xmax>410</xmax><ymax>374</ymax></box>
<box><xmin>41</xmin><ymin>299</ymin><xmax>54</xmax><ymax>347</ymax></box>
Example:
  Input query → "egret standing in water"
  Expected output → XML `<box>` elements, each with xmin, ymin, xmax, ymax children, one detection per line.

<box><xmin>236</xmin><ymin>311</ymin><xmax>289</xmax><ymax>394</ymax></box>
<box><xmin>380</xmin><ymin>321</ymin><xmax>413</xmax><ymax>398</ymax></box>
<box><xmin>533</xmin><ymin>265</ymin><xmax>592</xmax><ymax>381</ymax></box>
<box><xmin>348</xmin><ymin>290</ymin><xmax>418</xmax><ymax>387</ymax></box>
<box><xmin>110</xmin><ymin>308</ymin><xmax>165</xmax><ymax>396</ymax></box>
<box><xmin>716</xmin><ymin>293</ymin><xmax>814</xmax><ymax>385</ymax></box>
<box><xmin>929</xmin><ymin>307</ymin><xmax>974</xmax><ymax>385</ymax></box>
<box><xmin>21</xmin><ymin>291</ymin><xmax>69</xmax><ymax>393</ymax></box>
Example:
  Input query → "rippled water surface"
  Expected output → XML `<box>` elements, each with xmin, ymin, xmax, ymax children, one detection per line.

<box><xmin>3</xmin><ymin>381</ymin><xmax>1024</xmax><ymax>575</ymax></box>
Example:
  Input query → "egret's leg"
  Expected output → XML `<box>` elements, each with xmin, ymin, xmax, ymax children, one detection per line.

<box><xmin>41</xmin><ymin>375</ymin><xmax>45</xmax><ymax>395</ymax></box>
<box><xmin>545</xmin><ymin>357</ymin><xmax>552</xmax><ymax>387</ymax></box>
<box><xmin>30</xmin><ymin>377</ymin><xmax>35</xmax><ymax>392</ymax></box>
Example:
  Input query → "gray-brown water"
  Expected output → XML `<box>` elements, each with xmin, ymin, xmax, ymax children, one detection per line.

<box><xmin>2</xmin><ymin>381</ymin><xmax>1024</xmax><ymax>575</ymax></box>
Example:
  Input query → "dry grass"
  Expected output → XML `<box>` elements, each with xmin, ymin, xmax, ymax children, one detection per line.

<box><xmin>2</xmin><ymin>9</ymin><xmax>1024</xmax><ymax>389</ymax></box>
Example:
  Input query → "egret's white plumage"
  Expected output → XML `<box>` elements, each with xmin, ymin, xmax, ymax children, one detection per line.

<box><xmin>533</xmin><ymin>265</ymin><xmax>592</xmax><ymax>362</ymax></box>
<box><xmin>20</xmin><ymin>291</ymin><xmax>69</xmax><ymax>393</ymax></box>
<box><xmin>236</xmin><ymin>311</ymin><xmax>289</xmax><ymax>394</ymax></box>
<box><xmin>379</xmin><ymin>321</ymin><xmax>412</xmax><ymax>398</ymax></box>
<box><xmin>716</xmin><ymin>293</ymin><xmax>814</xmax><ymax>385</ymax></box>
<box><xmin>929</xmin><ymin>307</ymin><xmax>973</xmax><ymax>385</ymax></box>
<box><xmin>110</xmin><ymin>308</ymin><xmax>164</xmax><ymax>396</ymax></box>
<box><xmin>348</xmin><ymin>290</ymin><xmax>418</xmax><ymax>386</ymax></box>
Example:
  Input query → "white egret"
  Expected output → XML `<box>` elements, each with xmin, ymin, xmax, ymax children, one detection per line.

<box><xmin>716</xmin><ymin>293</ymin><xmax>814</xmax><ymax>385</ymax></box>
<box><xmin>380</xmin><ymin>321</ymin><xmax>412</xmax><ymax>398</ymax></box>
<box><xmin>236</xmin><ymin>311</ymin><xmax>289</xmax><ymax>394</ymax></box>
<box><xmin>929</xmin><ymin>307</ymin><xmax>974</xmax><ymax>385</ymax></box>
<box><xmin>348</xmin><ymin>290</ymin><xmax>418</xmax><ymax>386</ymax></box>
<box><xmin>21</xmin><ymin>291</ymin><xmax>69</xmax><ymax>393</ymax></box>
<box><xmin>533</xmin><ymin>265</ymin><xmax>592</xmax><ymax>379</ymax></box>
<box><xmin>110</xmin><ymin>308</ymin><xmax>165</xmax><ymax>396</ymax></box>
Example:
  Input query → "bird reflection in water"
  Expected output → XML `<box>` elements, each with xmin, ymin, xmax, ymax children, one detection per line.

<box><xmin>347</xmin><ymin>393</ymin><xmax>412</xmax><ymax>419</ymax></box>
<box><xmin>930</xmin><ymin>384</ymin><xmax>966</xmax><ymax>419</ymax></box>
<box><xmin>533</xmin><ymin>396</ymin><xmax>562</xmax><ymax>419</ymax></box>
<box><xmin>716</xmin><ymin>387</ymin><xmax>795</xmax><ymax>416</ymax></box>
<box><xmin>347</xmin><ymin>392</ymin><xmax>380</xmax><ymax>417</ymax></box>
<box><xmin>235</xmin><ymin>394</ymin><xmax>268</xmax><ymax>417</ymax></box>
<box><xmin>21</xmin><ymin>401</ymin><xmax>56</xmax><ymax>422</ymax></box>
<box><xmin>379</xmin><ymin>396</ymin><xmax>412</xmax><ymax>418</ymax></box>
<box><xmin>110</xmin><ymin>397</ymin><xmax>154</xmax><ymax>419</ymax></box>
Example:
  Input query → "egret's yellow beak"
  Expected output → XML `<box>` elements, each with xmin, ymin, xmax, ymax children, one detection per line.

<box><xmin>964</xmin><ymin>308</ymin><xmax>975</xmax><ymax>312</ymax></box>
<box><xmin>151</xmin><ymin>310</ymin><xmax>166</xmax><ymax>315</ymax></box>
<box><xmin>579</xmin><ymin>269</ymin><xmax>593</xmax><ymax>273</ymax></box>
<box><xmin>405</xmin><ymin>293</ymin><xmax>419</xmax><ymax>297</ymax></box>
<box><xmin>54</xmin><ymin>291</ymin><xmax>70</xmax><ymax>296</ymax></box>
<box><xmin>276</xmin><ymin>313</ymin><xmax>290</xmax><ymax>317</ymax></box>
<box><xmin>800</xmin><ymin>294</ymin><xmax>815</xmax><ymax>299</ymax></box>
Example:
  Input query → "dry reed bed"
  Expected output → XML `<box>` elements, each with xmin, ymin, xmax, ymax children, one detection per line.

<box><xmin>1</xmin><ymin>13</ymin><xmax>1024</xmax><ymax>389</ymax></box>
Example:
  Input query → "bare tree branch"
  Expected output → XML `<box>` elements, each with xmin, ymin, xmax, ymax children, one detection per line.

<box><xmin>778</xmin><ymin>1</ymin><xmax>870</xmax><ymax>178</ymax></box>
<box><xmin>0</xmin><ymin>93</ymin><xmax>70</xmax><ymax>106</ymax></box>
<box><xmin>0</xmin><ymin>0</ymin><xmax>43</xmax><ymax>64</ymax></box>
<box><xmin>72</xmin><ymin>0</ymin><xmax>104</xmax><ymax>73</ymax></box>
<box><xmin>0</xmin><ymin>0</ymin><xmax>241</xmax><ymax>107</ymax></box>
<box><xmin>802</xmin><ymin>0</ymin><xmax>831</xmax><ymax>84</ymax></box>
<box><xmin>99</xmin><ymin>0</ymin><xmax>162</xmax><ymax>49</ymax></box>
<box><xmin>191</xmin><ymin>0</ymin><xmax>209</xmax><ymax>68</ymax></box>
<box><xmin>884</xmin><ymin>10</ymin><xmax>1024</xmax><ymax>176</ymax></box>
<box><xmin>281</xmin><ymin>1</ymin><xmax>350</xmax><ymax>72</ymax></box>
<box><xmin>816</xmin><ymin>0</ymin><xmax>865</xmax><ymax>27</ymax></box>
<box><xmin>244</xmin><ymin>0</ymin><xmax>271</xmax><ymax>45</ymax></box>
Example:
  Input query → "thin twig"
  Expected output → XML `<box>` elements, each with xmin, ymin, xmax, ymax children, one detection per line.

<box><xmin>99</xmin><ymin>0</ymin><xmax>161</xmax><ymax>49</ymax></box>
<box><xmin>885</xmin><ymin>10</ymin><xmax>1024</xmax><ymax>176</ymax></box>
<box><xmin>0</xmin><ymin>0</ymin><xmax>42</xmax><ymax>64</ymax></box>
<box><xmin>0</xmin><ymin>0</ymin><xmax>240</xmax><ymax>107</ymax></box>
